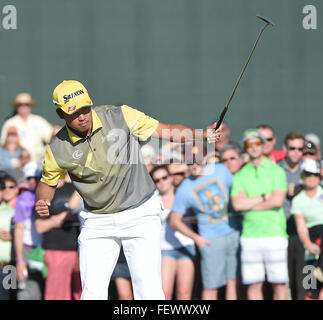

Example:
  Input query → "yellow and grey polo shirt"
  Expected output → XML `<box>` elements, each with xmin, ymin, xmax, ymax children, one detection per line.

<box><xmin>41</xmin><ymin>105</ymin><xmax>159</xmax><ymax>214</ymax></box>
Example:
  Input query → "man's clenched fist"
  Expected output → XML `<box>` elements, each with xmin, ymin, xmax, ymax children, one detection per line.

<box><xmin>35</xmin><ymin>199</ymin><xmax>51</xmax><ymax>216</ymax></box>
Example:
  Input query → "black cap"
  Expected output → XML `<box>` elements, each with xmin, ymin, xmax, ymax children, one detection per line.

<box><xmin>303</xmin><ymin>140</ymin><xmax>317</xmax><ymax>155</ymax></box>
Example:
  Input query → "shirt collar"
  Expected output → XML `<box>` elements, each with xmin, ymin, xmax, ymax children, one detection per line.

<box><xmin>282</xmin><ymin>158</ymin><xmax>303</xmax><ymax>173</ymax></box>
<box><xmin>66</xmin><ymin>109</ymin><xmax>103</xmax><ymax>143</ymax></box>
<box><xmin>248</xmin><ymin>156</ymin><xmax>271</xmax><ymax>169</ymax></box>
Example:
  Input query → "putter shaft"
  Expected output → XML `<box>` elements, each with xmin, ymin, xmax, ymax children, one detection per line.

<box><xmin>213</xmin><ymin>16</ymin><xmax>273</xmax><ymax>132</ymax></box>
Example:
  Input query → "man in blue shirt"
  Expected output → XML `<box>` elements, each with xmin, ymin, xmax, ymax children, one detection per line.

<box><xmin>169</xmin><ymin>142</ymin><xmax>240</xmax><ymax>300</ymax></box>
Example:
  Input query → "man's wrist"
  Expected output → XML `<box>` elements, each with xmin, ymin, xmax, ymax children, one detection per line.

<box><xmin>192</xmin><ymin>233</ymin><xmax>201</xmax><ymax>243</ymax></box>
<box><xmin>16</xmin><ymin>258</ymin><xmax>24</xmax><ymax>264</ymax></box>
<box><xmin>261</xmin><ymin>194</ymin><xmax>266</xmax><ymax>201</ymax></box>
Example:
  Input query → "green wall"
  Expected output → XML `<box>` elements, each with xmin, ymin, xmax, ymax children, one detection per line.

<box><xmin>0</xmin><ymin>0</ymin><xmax>322</xmax><ymax>147</ymax></box>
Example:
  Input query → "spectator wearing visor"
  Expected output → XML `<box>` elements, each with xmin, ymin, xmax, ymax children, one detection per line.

<box><xmin>291</xmin><ymin>159</ymin><xmax>323</xmax><ymax>300</ymax></box>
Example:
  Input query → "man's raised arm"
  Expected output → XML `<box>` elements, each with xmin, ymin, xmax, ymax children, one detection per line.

<box><xmin>151</xmin><ymin>121</ymin><xmax>221</xmax><ymax>144</ymax></box>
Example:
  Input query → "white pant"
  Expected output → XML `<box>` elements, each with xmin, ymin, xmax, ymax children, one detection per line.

<box><xmin>240</xmin><ymin>236</ymin><xmax>289</xmax><ymax>285</ymax></box>
<box><xmin>78</xmin><ymin>193</ymin><xmax>165</xmax><ymax>300</ymax></box>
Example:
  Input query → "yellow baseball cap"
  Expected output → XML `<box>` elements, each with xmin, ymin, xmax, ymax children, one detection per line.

<box><xmin>53</xmin><ymin>80</ymin><xmax>93</xmax><ymax>115</ymax></box>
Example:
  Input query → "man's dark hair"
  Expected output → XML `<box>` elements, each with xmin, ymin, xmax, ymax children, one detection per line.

<box><xmin>150</xmin><ymin>165</ymin><xmax>170</xmax><ymax>179</ymax></box>
<box><xmin>257</xmin><ymin>124</ymin><xmax>274</xmax><ymax>133</ymax></box>
<box><xmin>284</xmin><ymin>131</ymin><xmax>305</xmax><ymax>146</ymax></box>
<box><xmin>2</xmin><ymin>174</ymin><xmax>17</xmax><ymax>186</ymax></box>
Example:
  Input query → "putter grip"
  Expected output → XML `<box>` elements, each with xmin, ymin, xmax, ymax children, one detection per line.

<box><xmin>213</xmin><ymin>107</ymin><xmax>228</xmax><ymax>131</ymax></box>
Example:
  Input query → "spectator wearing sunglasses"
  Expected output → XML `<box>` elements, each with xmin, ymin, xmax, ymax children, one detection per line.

<box><xmin>231</xmin><ymin>129</ymin><xmax>288</xmax><ymax>300</ymax></box>
<box><xmin>2</xmin><ymin>175</ymin><xmax>19</xmax><ymax>209</ymax></box>
<box><xmin>220</xmin><ymin>144</ymin><xmax>244</xmax><ymax>175</ymax></box>
<box><xmin>0</xmin><ymin>93</ymin><xmax>53</xmax><ymax>162</ymax></box>
<box><xmin>291</xmin><ymin>159</ymin><xmax>323</xmax><ymax>300</ymax></box>
<box><xmin>150</xmin><ymin>165</ymin><xmax>195</xmax><ymax>300</ymax></box>
<box><xmin>278</xmin><ymin>131</ymin><xmax>306</xmax><ymax>300</ymax></box>
<box><xmin>257</xmin><ymin>124</ymin><xmax>286</xmax><ymax>163</ymax></box>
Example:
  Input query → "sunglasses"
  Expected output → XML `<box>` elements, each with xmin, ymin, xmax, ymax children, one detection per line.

<box><xmin>153</xmin><ymin>175</ymin><xmax>169</xmax><ymax>183</ymax></box>
<box><xmin>245</xmin><ymin>141</ymin><xmax>262</xmax><ymax>148</ymax></box>
<box><xmin>16</xmin><ymin>103</ymin><xmax>32</xmax><ymax>107</ymax></box>
<box><xmin>304</xmin><ymin>172</ymin><xmax>320</xmax><ymax>177</ymax></box>
<box><xmin>288</xmin><ymin>146</ymin><xmax>304</xmax><ymax>152</ymax></box>
<box><xmin>4</xmin><ymin>185</ymin><xmax>17</xmax><ymax>190</ymax></box>
<box><xmin>222</xmin><ymin>156</ymin><xmax>239</xmax><ymax>163</ymax></box>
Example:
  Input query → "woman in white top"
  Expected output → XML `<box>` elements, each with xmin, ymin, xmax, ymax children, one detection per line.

<box><xmin>150</xmin><ymin>165</ymin><xmax>196</xmax><ymax>300</ymax></box>
<box><xmin>291</xmin><ymin>159</ymin><xmax>323</xmax><ymax>300</ymax></box>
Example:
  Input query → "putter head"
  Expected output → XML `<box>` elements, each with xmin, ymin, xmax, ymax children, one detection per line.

<box><xmin>256</xmin><ymin>14</ymin><xmax>275</xmax><ymax>26</ymax></box>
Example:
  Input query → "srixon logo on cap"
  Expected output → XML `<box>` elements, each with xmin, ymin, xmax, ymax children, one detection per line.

<box><xmin>68</xmin><ymin>106</ymin><xmax>76</xmax><ymax>113</ymax></box>
<box><xmin>63</xmin><ymin>89</ymin><xmax>84</xmax><ymax>104</ymax></box>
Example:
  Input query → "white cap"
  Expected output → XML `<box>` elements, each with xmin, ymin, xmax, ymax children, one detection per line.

<box><xmin>23</xmin><ymin>161</ymin><xmax>41</xmax><ymax>179</ymax></box>
<box><xmin>301</xmin><ymin>159</ymin><xmax>320</xmax><ymax>175</ymax></box>
<box><xmin>305</xmin><ymin>133</ymin><xmax>320</xmax><ymax>147</ymax></box>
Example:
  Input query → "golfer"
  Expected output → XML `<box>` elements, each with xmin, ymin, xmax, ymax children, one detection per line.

<box><xmin>35</xmin><ymin>80</ymin><xmax>221</xmax><ymax>300</ymax></box>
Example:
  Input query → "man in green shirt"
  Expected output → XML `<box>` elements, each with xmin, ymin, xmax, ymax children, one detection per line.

<box><xmin>231</xmin><ymin>129</ymin><xmax>288</xmax><ymax>300</ymax></box>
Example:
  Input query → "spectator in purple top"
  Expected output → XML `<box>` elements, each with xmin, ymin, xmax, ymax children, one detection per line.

<box><xmin>13</xmin><ymin>161</ymin><xmax>43</xmax><ymax>300</ymax></box>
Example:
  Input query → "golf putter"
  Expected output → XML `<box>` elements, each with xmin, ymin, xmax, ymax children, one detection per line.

<box><xmin>213</xmin><ymin>14</ymin><xmax>275</xmax><ymax>132</ymax></box>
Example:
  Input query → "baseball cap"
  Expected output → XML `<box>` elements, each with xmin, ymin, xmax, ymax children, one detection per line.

<box><xmin>303</xmin><ymin>140</ymin><xmax>317</xmax><ymax>155</ymax></box>
<box><xmin>241</xmin><ymin>128</ymin><xmax>265</xmax><ymax>144</ymax></box>
<box><xmin>305</xmin><ymin>133</ymin><xmax>320</xmax><ymax>147</ymax></box>
<box><xmin>53</xmin><ymin>80</ymin><xmax>93</xmax><ymax>115</ymax></box>
<box><xmin>24</xmin><ymin>161</ymin><xmax>41</xmax><ymax>179</ymax></box>
<box><xmin>301</xmin><ymin>159</ymin><xmax>320</xmax><ymax>175</ymax></box>
<box><xmin>183</xmin><ymin>141</ymin><xmax>205</xmax><ymax>164</ymax></box>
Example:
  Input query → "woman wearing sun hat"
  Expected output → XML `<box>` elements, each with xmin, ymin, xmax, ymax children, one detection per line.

<box><xmin>0</xmin><ymin>93</ymin><xmax>53</xmax><ymax>162</ymax></box>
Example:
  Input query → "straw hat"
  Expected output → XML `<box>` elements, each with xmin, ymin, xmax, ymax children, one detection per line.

<box><xmin>10</xmin><ymin>93</ymin><xmax>36</xmax><ymax>109</ymax></box>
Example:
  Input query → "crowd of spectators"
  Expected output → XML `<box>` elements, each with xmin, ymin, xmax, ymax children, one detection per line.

<box><xmin>0</xmin><ymin>92</ymin><xmax>323</xmax><ymax>300</ymax></box>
